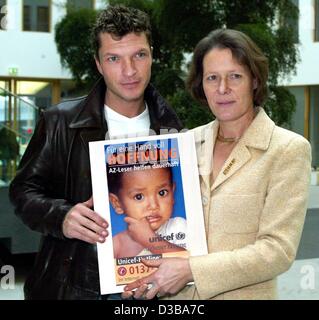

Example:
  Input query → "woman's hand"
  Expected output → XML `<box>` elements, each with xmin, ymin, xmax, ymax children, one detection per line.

<box><xmin>122</xmin><ymin>257</ymin><xmax>193</xmax><ymax>299</ymax></box>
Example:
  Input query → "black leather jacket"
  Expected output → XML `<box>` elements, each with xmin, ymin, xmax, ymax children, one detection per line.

<box><xmin>9</xmin><ymin>78</ymin><xmax>183</xmax><ymax>299</ymax></box>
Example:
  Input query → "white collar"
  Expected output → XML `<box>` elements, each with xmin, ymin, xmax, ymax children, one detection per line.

<box><xmin>104</xmin><ymin>103</ymin><xmax>149</xmax><ymax>122</ymax></box>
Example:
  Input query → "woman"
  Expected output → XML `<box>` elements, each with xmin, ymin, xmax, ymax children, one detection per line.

<box><xmin>123</xmin><ymin>29</ymin><xmax>311</xmax><ymax>300</ymax></box>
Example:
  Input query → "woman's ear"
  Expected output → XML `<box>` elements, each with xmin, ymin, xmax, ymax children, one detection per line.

<box><xmin>109</xmin><ymin>193</ymin><xmax>124</xmax><ymax>214</ymax></box>
<box><xmin>253</xmin><ymin>78</ymin><xmax>258</xmax><ymax>90</ymax></box>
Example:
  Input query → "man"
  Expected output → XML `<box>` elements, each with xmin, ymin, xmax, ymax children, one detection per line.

<box><xmin>9</xmin><ymin>5</ymin><xmax>182</xmax><ymax>300</ymax></box>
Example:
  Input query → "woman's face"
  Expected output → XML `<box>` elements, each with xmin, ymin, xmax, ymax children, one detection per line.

<box><xmin>202</xmin><ymin>48</ymin><xmax>257</xmax><ymax>123</ymax></box>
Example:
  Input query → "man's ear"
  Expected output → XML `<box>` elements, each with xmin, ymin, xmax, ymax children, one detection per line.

<box><xmin>95</xmin><ymin>56</ymin><xmax>103</xmax><ymax>75</ymax></box>
<box><xmin>109</xmin><ymin>193</ymin><xmax>124</xmax><ymax>214</ymax></box>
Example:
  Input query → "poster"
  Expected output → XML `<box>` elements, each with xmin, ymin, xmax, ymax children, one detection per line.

<box><xmin>89</xmin><ymin>132</ymin><xmax>207</xmax><ymax>294</ymax></box>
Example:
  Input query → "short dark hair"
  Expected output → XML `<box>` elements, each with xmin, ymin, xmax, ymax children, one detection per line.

<box><xmin>186</xmin><ymin>29</ymin><xmax>269</xmax><ymax>107</ymax></box>
<box><xmin>92</xmin><ymin>5</ymin><xmax>152</xmax><ymax>59</ymax></box>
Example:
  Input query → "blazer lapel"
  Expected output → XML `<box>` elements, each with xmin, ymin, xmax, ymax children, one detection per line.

<box><xmin>211</xmin><ymin>141</ymin><xmax>251</xmax><ymax>190</ymax></box>
<box><xmin>195</xmin><ymin>121</ymin><xmax>218</xmax><ymax>191</ymax></box>
<box><xmin>211</xmin><ymin>107</ymin><xmax>275</xmax><ymax>191</ymax></box>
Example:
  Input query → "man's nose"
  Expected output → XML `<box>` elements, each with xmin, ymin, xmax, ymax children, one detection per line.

<box><xmin>122</xmin><ymin>58</ymin><xmax>137</xmax><ymax>77</ymax></box>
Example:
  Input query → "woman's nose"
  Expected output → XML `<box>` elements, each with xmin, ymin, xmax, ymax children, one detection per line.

<box><xmin>218</xmin><ymin>77</ymin><xmax>229</xmax><ymax>94</ymax></box>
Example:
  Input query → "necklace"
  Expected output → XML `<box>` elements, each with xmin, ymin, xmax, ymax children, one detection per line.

<box><xmin>217</xmin><ymin>133</ymin><xmax>241</xmax><ymax>143</ymax></box>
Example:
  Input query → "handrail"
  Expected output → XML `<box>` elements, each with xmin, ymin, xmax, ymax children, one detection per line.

<box><xmin>0</xmin><ymin>86</ymin><xmax>40</xmax><ymax>110</ymax></box>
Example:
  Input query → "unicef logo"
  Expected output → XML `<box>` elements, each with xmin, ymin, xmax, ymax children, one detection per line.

<box><xmin>175</xmin><ymin>232</ymin><xmax>185</xmax><ymax>240</ymax></box>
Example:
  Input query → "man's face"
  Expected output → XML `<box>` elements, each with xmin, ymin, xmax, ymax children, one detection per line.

<box><xmin>110</xmin><ymin>168</ymin><xmax>175</xmax><ymax>231</ymax></box>
<box><xmin>95</xmin><ymin>32</ymin><xmax>152</xmax><ymax>111</ymax></box>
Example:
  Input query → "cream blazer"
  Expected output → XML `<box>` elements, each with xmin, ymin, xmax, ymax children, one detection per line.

<box><xmin>166</xmin><ymin>108</ymin><xmax>311</xmax><ymax>300</ymax></box>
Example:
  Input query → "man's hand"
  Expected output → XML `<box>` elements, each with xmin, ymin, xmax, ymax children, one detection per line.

<box><xmin>63</xmin><ymin>197</ymin><xmax>108</xmax><ymax>244</ymax></box>
<box><xmin>122</xmin><ymin>257</ymin><xmax>193</xmax><ymax>299</ymax></box>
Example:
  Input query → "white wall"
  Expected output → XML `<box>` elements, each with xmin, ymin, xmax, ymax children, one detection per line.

<box><xmin>281</xmin><ymin>0</ymin><xmax>319</xmax><ymax>86</ymax></box>
<box><xmin>0</xmin><ymin>0</ymin><xmax>72</xmax><ymax>79</ymax></box>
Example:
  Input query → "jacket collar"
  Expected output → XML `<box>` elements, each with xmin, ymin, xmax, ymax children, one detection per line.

<box><xmin>240</xmin><ymin>107</ymin><xmax>275</xmax><ymax>151</ymax></box>
<box><xmin>68</xmin><ymin>78</ymin><xmax>183</xmax><ymax>157</ymax></box>
<box><xmin>145</xmin><ymin>83</ymin><xmax>183</xmax><ymax>132</ymax></box>
<box><xmin>69</xmin><ymin>77</ymin><xmax>183</xmax><ymax>132</ymax></box>
<box><xmin>195</xmin><ymin>108</ymin><xmax>274</xmax><ymax>148</ymax></box>
<box><xmin>195</xmin><ymin>107</ymin><xmax>275</xmax><ymax>190</ymax></box>
<box><xmin>194</xmin><ymin>120</ymin><xmax>217</xmax><ymax>179</ymax></box>
<box><xmin>69</xmin><ymin>78</ymin><xmax>106</xmax><ymax>129</ymax></box>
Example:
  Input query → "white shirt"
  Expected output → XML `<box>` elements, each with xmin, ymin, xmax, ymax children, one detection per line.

<box><xmin>104</xmin><ymin>103</ymin><xmax>150</xmax><ymax>139</ymax></box>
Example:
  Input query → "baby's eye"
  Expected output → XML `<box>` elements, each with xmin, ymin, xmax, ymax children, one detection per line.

<box><xmin>134</xmin><ymin>193</ymin><xmax>144</xmax><ymax>201</ymax></box>
<box><xmin>159</xmin><ymin>189</ymin><xmax>168</xmax><ymax>197</ymax></box>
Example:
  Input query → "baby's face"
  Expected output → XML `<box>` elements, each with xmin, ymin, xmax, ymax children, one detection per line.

<box><xmin>117</xmin><ymin>168</ymin><xmax>175</xmax><ymax>231</ymax></box>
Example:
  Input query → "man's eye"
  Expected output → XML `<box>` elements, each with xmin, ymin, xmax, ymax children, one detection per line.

<box><xmin>159</xmin><ymin>189</ymin><xmax>168</xmax><ymax>197</ymax></box>
<box><xmin>134</xmin><ymin>194</ymin><xmax>144</xmax><ymax>201</ymax></box>
<box><xmin>136</xmin><ymin>52</ymin><xmax>147</xmax><ymax>59</ymax></box>
<box><xmin>107</xmin><ymin>56</ymin><xmax>118</xmax><ymax>62</ymax></box>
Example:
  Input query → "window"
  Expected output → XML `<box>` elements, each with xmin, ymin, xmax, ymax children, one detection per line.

<box><xmin>23</xmin><ymin>5</ymin><xmax>32</xmax><ymax>30</ymax></box>
<box><xmin>309</xmin><ymin>86</ymin><xmax>319</xmax><ymax>168</ymax></box>
<box><xmin>0</xmin><ymin>0</ymin><xmax>6</xmax><ymax>31</ymax></box>
<box><xmin>37</xmin><ymin>6</ymin><xmax>49</xmax><ymax>32</ymax></box>
<box><xmin>23</xmin><ymin>0</ymin><xmax>50</xmax><ymax>32</ymax></box>
<box><xmin>67</xmin><ymin>0</ymin><xmax>94</xmax><ymax>12</ymax></box>
<box><xmin>315</xmin><ymin>0</ymin><xmax>319</xmax><ymax>41</ymax></box>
